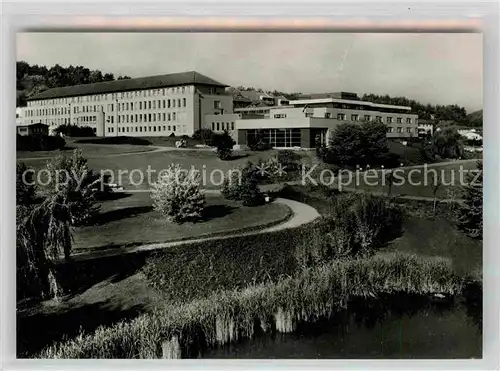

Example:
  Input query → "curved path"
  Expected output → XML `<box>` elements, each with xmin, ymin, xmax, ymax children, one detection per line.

<box><xmin>70</xmin><ymin>197</ymin><xmax>320</xmax><ymax>262</ymax></box>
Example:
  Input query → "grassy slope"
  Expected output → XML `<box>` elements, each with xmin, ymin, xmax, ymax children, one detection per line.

<box><xmin>273</xmin><ymin>184</ymin><xmax>482</xmax><ymax>274</ymax></box>
<box><xmin>73</xmin><ymin>193</ymin><xmax>291</xmax><ymax>251</ymax></box>
<box><xmin>347</xmin><ymin>161</ymin><xmax>479</xmax><ymax>199</ymax></box>
<box><xmin>16</xmin><ymin>144</ymin><xmax>154</xmax><ymax>159</ymax></box>
<box><xmin>19</xmin><ymin>147</ymin><xmax>313</xmax><ymax>190</ymax></box>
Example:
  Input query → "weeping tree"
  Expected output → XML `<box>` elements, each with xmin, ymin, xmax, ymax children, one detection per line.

<box><xmin>16</xmin><ymin>151</ymin><xmax>101</xmax><ymax>300</ymax></box>
<box><xmin>16</xmin><ymin>201</ymin><xmax>69</xmax><ymax>300</ymax></box>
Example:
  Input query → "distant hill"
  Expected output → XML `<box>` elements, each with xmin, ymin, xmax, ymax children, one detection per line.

<box><xmin>467</xmin><ymin>110</ymin><xmax>483</xmax><ymax>128</ymax></box>
<box><xmin>16</xmin><ymin>61</ymin><xmax>130</xmax><ymax>107</ymax></box>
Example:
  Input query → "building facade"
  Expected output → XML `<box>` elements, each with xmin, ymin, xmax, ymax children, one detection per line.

<box><xmin>234</xmin><ymin>95</ymin><xmax>419</xmax><ymax>149</ymax></box>
<box><xmin>21</xmin><ymin>71</ymin><xmax>233</xmax><ymax>137</ymax></box>
<box><xmin>16</xmin><ymin>122</ymin><xmax>49</xmax><ymax>136</ymax></box>
<box><xmin>19</xmin><ymin>75</ymin><xmax>419</xmax><ymax>149</ymax></box>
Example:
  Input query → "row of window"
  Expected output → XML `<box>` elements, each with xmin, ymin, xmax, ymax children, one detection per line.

<box><xmin>333</xmin><ymin>113</ymin><xmax>413</xmax><ymax>124</ymax></box>
<box><xmin>28</xmin><ymin>86</ymin><xmax>192</xmax><ymax>107</ymax></box>
<box><xmin>111</xmin><ymin>112</ymin><xmax>180</xmax><ymax>124</ymax></box>
<box><xmin>108</xmin><ymin>125</ymin><xmax>177</xmax><ymax>134</ymax></box>
<box><xmin>387</xmin><ymin>127</ymin><xmax>417</xmax><ymax>133</ymax></box>
<box><xmin>246</xmin><ymin>129</ymin><xmax>301</xmax><ymax>148</ymax></box>
<box><xmin>211</xmin><ymin>122</ymin><xmax>235</xmax><ymax>131</ymax></box>
<box><xmin>111</xmin><ymin>98</ymin><xmax>187</xmax><ymax>112</ymax></box>
<box><xmin>25</xmin><ymin>98</ymin><xmax>224</xmax><ymax>118</ymax></box>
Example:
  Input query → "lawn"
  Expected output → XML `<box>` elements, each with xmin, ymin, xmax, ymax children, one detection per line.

<box><xmin>353</xmin><ymin>161</ymin><xmax>479</xmax><ymax>199</ymax></box>
<box><xmin>304</xmin><ymin>161</ymin><xmax>480</xmax><ymax>199</ymax></box>
<box><xmin>72</xmin><ymin>192</ymin><xmax>292</xmax><ymax>252</ymax></box>
<box><xmin>19</xmin><ymin>145</ymin><xmax>314</xmax><ymax>191</ymax></box>
<box><xmin>17</xmin><ymin>271</ymin><xmax>170</xmax><ymax>357</ymax></box>
<box><xmin>17</xmin><ymin>140</ymin><xmax>154</xmax><ymax>160</ymax></box>
<box><xmin>384</xmin><ymin>216</ymin><xmax>482</xmax><ymax>276</ymax></box>
<box><xmin>387</xmin><ymin>140</ymin><xmax>426</xmax><ymax>165</ymax></box>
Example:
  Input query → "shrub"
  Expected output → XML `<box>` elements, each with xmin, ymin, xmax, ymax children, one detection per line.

<box><xmin>294</xmin><ymin>221</ymin><xmax>353</xmax><ymax>270</ymax></box>
<box><xmin>300</xmin><ymin>193</ymin><xmax>405</xmax><ymax>261</ymax></box>
<box><xmin>221</xmin><ymin>163</ymin><xmax>264</xmax><ymax>206</ymax></box>
<box><xmin>17</xmin><ymin>134</ymin><xmax>66</xmax><ymax>151</ymax></box>
<box><xmin>212</xmin><ymin>131</ymin><xmax>235</xmax><ymax>160</ymax></box>
<box><xmin>16</xmin><ymin>161</ymin><xmax>36</xmax><ymax>206</ymax></box>
<box><xmin>54</xmin><ymin>124</ymin><xmax>96</xmax><ymax>137</ymax></box>
<box><xmin>142</xmin><ymin>225</ymin><xmax>306</xmax><ymax>302</ymax></box>
<box><xmin>42</xmin><ymin>149</ymin><xmax>101</xmax><ymax>227</ymax></box>
<box><xmin>276</xmin><ymin>149</ymin><xmax>301</xmax><ymax>171</ymax></box>
<box><xmin>349</xmin><ymin>194</ymin><xmax>404</xmax><ymax>254</ymax></box>
<box><xmin>240</xmin><ymin>171</ymin><xmax>264</xmax><ymax>206</ymax></box>
<box><xmin>192</xmin><ymin>128</ymin><xmax>215</xmax><ymax>145</ymax></box>
<box><xmin>456</xmin><ymin>160</ymin><xmax>482</xmax><ymax>239</ymax></box>
<box><xmin>422</xmin><ymin>128</ymin><xmax>464</xmax><ymax>160</ymax></box>
<box><xmin>150</xmin><ymin>164</ymin><xmax>205</xmax><ymax>223</ymax></box>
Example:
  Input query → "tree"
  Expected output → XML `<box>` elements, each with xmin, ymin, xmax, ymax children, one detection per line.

<box><xmin>17</xmin><ymin>161</ymin><xmax>36</xmax><ymax>206</ymax></box>
<box><xmin>212</xmin><ymin>130</ymin><xmax>235</xmax><ymax>160</ymax></box>
<box><xmin>361</xmin><ymin>93</ymin><xmax>469</xmax><ymax>123</ymax></box>
<box><xmin>429</xmin><ymin>128</ymin><xmax>464</xmax><ymax>159</ymax></box>
<box><xmin>16</xmin><ymin>153</ymin><xmax>101</xmax><ymax>300</ymax></box>
<box><xmin>326</xmin><ymin>122</ymin><xmax>390</xmax><ymax>168</ymax></box>
<box><xmin>192</xmin><ymin>128</ymin><xmax>215</xmax><ymax>145</ymax></box>
<box><xmin>457</xmin><ymin>160</ymin><xmax>483</xmax><ymax>239</ymax></box>
<box><xmin>151</xmin><ymin>164</ymin><xmax>205</xmax><ymax>223</ymax></box>
<box><xmin>16</xmin><ymin>62</ymin><xmax>119</xmax><ymax>104</ymax></box>
<box><xmin>42</xmin><ymin>149</ymin><xmax>101</xmax><ymax>227</ymax></box>
<box><xmin>89</xmin><ymin>70</ymin><xmax>104</xmax><ymax>83</ymax></box>
<box><xmin>221</xmin><ymin>162</ymin><xmax>263</xmax><ymax>206</ymax></box>
<box><xmin>103</xmin><ymin>73</ymin><xmax>115</xmax><ymax>81</ymax></box>
<box><xmin>428</xmin><ymin>171</ymin><xmax>443</xmax><ymax>216</ymax></box>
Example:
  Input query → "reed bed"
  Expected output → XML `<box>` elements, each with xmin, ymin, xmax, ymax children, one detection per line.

<box><xmin>37</xmin><ymin>252</ymin><xmax>464</xmax><ymax>359</ymax></box>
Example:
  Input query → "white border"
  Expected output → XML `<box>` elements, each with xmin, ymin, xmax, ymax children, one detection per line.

<box><xmin>1</xmin><ymin>1</ymin><xmax>499</xmax><ymax>370</ymax></box>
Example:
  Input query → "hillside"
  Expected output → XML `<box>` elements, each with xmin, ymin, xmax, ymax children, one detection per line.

<box><xmin>16</xmin><ymin>61</ymin><xmax>130</xmax><ymax>107</ymax></box>
<box><xmin>466</xmin><ymin>110</ymin><xmax>483</xmax><ymax>128</ymax></box>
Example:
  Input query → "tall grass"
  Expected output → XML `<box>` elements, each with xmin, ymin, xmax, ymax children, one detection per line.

<box><xmin>37</xmin><ymin>253</ymin><xmax>464</xmax><ymax>359</ymax></box>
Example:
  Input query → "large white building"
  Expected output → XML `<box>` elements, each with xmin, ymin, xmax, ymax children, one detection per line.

<box><xmin>18</xmin><ymin>72</ymin><xmax>420</xmax><ymax>149</ymax></box>
<box><xmin>20</xmin><ymin>71</ymin><xmax>233</xmax><ymax>137</ymax></box>
<box><xmin>232</xmin><ymin>94</ymin><xmax>419</xmax><ymax>148</ymax></box>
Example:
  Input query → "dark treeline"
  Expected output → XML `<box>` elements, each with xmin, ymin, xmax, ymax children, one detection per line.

<box><xmin>361</xmin><ymin>93</ymin><xmax>469</xmax><ymax>122</ymax></box>
<box><xmin>230</xmin><ymin>86</ymin><xmax>475</xmax><ymax>125</ymax></box>
<box><xmin>16</xmin><ymin>61</ymin><xmax>131</xmax><ymax>107</ymax></box>
<box><xmin>228</xmin><ymin>86</ymin><xmax>302</xmax><ymax>101</ymax></box>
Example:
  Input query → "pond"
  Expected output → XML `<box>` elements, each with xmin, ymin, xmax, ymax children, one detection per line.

<box><xmin>203</xmin><ymin>294</ymin><xmax>482</xmax><ymax>359</ymax></box>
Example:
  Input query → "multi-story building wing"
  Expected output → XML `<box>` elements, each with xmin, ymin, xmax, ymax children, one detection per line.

<box><xmin>234</xmin><ymin>93</ymin><xmax>419</xmax><ymax>148</ymax></box>
<box><xmin>22</xmin><ymin>71</ymin><xmax>233</xmax><ymax>137</ymax></box>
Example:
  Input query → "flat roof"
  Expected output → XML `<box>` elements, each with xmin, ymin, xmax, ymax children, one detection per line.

<box><xmin>28</xmin><ymin>71</ymin><xmax>228</xmax><ymax>101</ymax></box>
<box><xmin>16</xmin><ymin>122</ymin><xmax>48</xmax><ymax>127</ymax></box>
<box><xmin>289</xmin><ymin>98</ymin><xmax>412</xmax><ymax>111</ymax></box>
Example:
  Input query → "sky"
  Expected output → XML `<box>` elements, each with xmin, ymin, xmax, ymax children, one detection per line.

<box><xmin>17</xmin><ymin>32</ymin><xmax>483</xmax><ymax>112</ymax></box>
